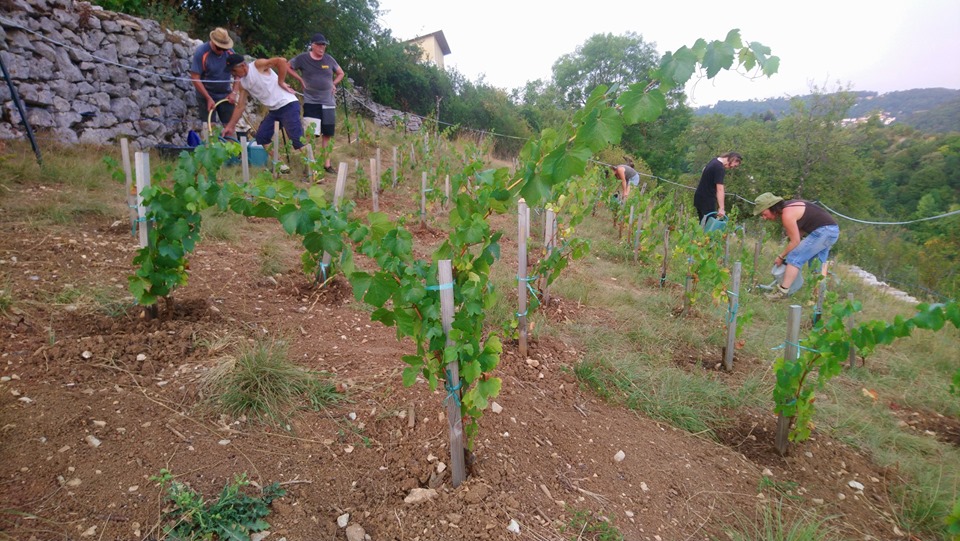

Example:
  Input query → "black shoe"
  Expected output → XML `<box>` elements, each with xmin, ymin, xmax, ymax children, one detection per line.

<box><xmin>324</xmin><ymin>165</ymin><xmax>337</xmax><ymax>174</ymax></box>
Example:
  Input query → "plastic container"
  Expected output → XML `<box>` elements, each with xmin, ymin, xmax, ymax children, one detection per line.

<box><xmin>771</xmin><ymin>264</ymin><xmax>804</xmax><ymax>295</ymax></box>
<box><xmin>247</xmin><ymin>144</ymin><xmax>268</xmax><ymax>167</ymax></box>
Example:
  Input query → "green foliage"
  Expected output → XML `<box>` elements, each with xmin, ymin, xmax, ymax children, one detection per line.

<box><xmin>774</xmin><ymin>299</ymin><xmax>960</xmax><ymax>442</ymax></box>
<box><xmin>561</xmin><ymin>508</ymin><xmax>624</xmax><ymax>541</ymax></box>
<box><xmin>129</xmin><ymin>30</ymin><xmax>778</xmax><ymax>453</ymax></box>
<box><xmin>946</xmin><ymin>499</ymin><xmax>960</xmax><ymax>541</ymax></box>
<box><xmin>152</xmin><ymin>469</ymin><xmax>285</xmax><ymax>541</ymax></box>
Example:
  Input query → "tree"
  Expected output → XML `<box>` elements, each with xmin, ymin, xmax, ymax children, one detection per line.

<box><xmin>552</xmin><ymin>32</ymin><xmax>660</xmax><ymax>109</ymax></box>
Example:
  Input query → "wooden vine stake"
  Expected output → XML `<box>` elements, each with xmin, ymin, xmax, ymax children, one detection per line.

<box><xmin>775</xmin><ymin>304</ymin><xmax>802</xmax><ymax>456</ymax></box>
<box><xmin>240</xmin><ymin>135</ymin><xmax>250</xmax><ymax>184</ymax></box>
<box><xmin>723</xmin><ymin>232</ymin><xmax>731</xmax><ymax>267</ymax></box>
<box><xmin>120</xmin><ymin>138</ymin><xmax>136</xmax><ymax>236</ymax></box>
<box><xmin>682</xmin><ymin>257</ymin><xmax>693</xmax><ymax>317</ymax></box>
<box><xmin>376</xmin><ymin>147</ymin><xmax>382</xmax><ymax>182</ymax></box>
<box><xmin>370</xmin><ymin>158</ymin><xmax>379</xmax><ymax>212</ymax></box>
<box><xmin>304</xmin><ymin>144</ymin><xmax>317</xmax><ymax>184</ymax></box>
<box><xmin>319</xmin><ymin>163</ymin><xmax>348</xmax><ymax>284</ymax></box>
<box><xmin>444</xmin><ymin>175</ymin><xmax>450</xmax><ymax>210</ymax></box>
<box><xmin>542</xmin><ymin>208</ymin><xmax>556</xmax><ymax>306</ymax></box>
<box><xmin>846</xmin><ymin>292</ymin><xmax>857</xmax><ymax>368</ymax></box>
<box><xmin>134</xmin><ymin>151</ymin><xmax>151</xmax><ymax>249</ymax></box>
<box><xmin>392</xmin><ymin>146</ymin><xmax>398</xmax><ymax>188</ymax></box>
<box><xmin>420</xmin><ymin>172</ymin><xmax>427</xmax><ymax>226</ymax></box>
<box><xmin>752</xmin><ymin>239</ymin><xmax>762</xmax><ymax>288</ymax></box>
<box><xmin>723</xmin><ymin>261</ymin><xmax>742</xmax><ymax>371</ymax></box>
<box><xmin>134</xmin><ymin>150</ymin><xmax>157</xmax><ymax>320</ymax></box>
<box><xmin>517</xmin><ymin>198</ymin><xmax>529</xmax><ymax>358</ymax></box>
<box><xmin>812</xmin><ymin>280</ymin><xmax>827</xmax><ymax>325</ymax></box>
<box><xmin>437</xmin><ymin>259</ymin><xmax>466</xmax><ymax>487</ymax></box>
<box><xmin>660</xmin><ymin>227</ymin><xmax>670</xmax><ymax>288</ymax></box>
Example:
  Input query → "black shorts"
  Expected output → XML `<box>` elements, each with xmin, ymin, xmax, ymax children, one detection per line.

<box><xmin>302</xmin><ymin>103</ymin><xmax>336</xmax><ymax>137</ymax></box>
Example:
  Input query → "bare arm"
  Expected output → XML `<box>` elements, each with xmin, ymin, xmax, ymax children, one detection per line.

<box><xmin>286</xmin><ymin>60</ymin><xmax>306</xmax><ymax>88</ymax></box>
<box><xmin>190</xmin><ymin>73</ymin><xmax>216</xmax><ymax>111</ymax></box>
<box><xmin>716</xmin><ymin>184</ymin><xmax>725</xmax><ymax>217</ymax></box>
<box><xmin>777</xmin><ymin>207</ymin><xmax>804</xmax><ymax>264</ymax></box>
<box><xmin>222</xmin><ymin>88</ymin><xmax>248</xmax><ymax>137</ymax></box>
<box><xmin>254</xmin><ymin>57</ymin><xmax>294</xmax><ymax>93</ymax></box>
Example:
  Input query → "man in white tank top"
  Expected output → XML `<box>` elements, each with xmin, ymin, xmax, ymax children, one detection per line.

<box><xmin>223</xmin><ymin>54</ymin><xmax>306</xmax><ymax>171</ymax></box>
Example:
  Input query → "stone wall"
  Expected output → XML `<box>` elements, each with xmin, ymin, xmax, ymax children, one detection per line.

<box><xmin>0</xmin><ymin>0</ymin><xmax>208</xmax><ymax>149</ymax></box>
<box><xmin>0</xmin><ymin>0</ymin><xmax>423</xmax><ymax>150</ymax></box>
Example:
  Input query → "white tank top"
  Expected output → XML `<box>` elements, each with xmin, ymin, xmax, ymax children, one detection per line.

<box><xmin>239</xmin><ymin>62</ymin><xmax>298</xmax><ymax>111</ymax></box>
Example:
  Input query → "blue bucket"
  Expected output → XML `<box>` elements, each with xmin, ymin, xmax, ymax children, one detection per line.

<box><xmin>247</xmin><ymin>144</ymin><xmax>268</xmax><ymax>167</ymax></box>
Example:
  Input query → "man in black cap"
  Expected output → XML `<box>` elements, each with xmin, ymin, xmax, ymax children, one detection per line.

<box><xmin>287</xmin><ymin>33</ymin><xmax>345</xmax><ymax>174</ymax></box>
<box><xmin>189</xmin><ymin>28</ymin><xmax>237</xmax><ymax>129</ymax></box>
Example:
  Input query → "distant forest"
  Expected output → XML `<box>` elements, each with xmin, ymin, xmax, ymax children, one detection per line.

<box><xmin>694</xmin><ymin>88</ymin><xmax>960</xmax><ymax>133</ymax></box>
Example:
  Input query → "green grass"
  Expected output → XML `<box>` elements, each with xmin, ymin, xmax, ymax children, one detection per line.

<box><xmin>203</xmin><ymin>338</ymin><xmax>342</xmax><ymax>426</ymax></box>
<box><xmin>719</xmin><ymin>499</ymin><xmax>840</xmax><ymax>541</ymax></box>
<box><xmin>259</xmin><ymin>238</ymin><xmax>289</xmax><ymax>276</ymax></box>
<box><xmin>561</xmin><ymin>508</ymin><xmax>624</xmax><ymax>541</ymax></box>
<box><xmin>43</xmin><ymin>283</ymin><xmax>132</xmax><ymax>317</ymax></box>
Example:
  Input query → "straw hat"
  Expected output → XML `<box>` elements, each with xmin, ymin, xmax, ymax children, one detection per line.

<box><xmin>753</xmin><ymin>192</ymin><xmax>784</xmax><ymax>215</ymax></box>
<box><xmin>209</xmin><ymin>28</ymin><xmax>234</xmax><ymax>50</ymax></box>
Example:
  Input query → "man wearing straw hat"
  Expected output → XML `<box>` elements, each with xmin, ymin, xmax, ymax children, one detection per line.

<box><xmin>189</xmin><ymin>28</ymin><xmax>238</xmax><ymax>129</ymax></box>
<box><xmin>754</xmin><ymin>192</ymin><xmax>840</xmax><ymax>299</ymax></box>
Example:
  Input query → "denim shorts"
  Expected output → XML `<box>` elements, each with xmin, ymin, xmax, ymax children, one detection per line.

<box><xmin>628</xmin><ymin>173</ymin><xmax>640</xmax><ymax>186</ymax></box>
<box><xmin>785</xmin><ymin>225</ymin><xmax>840</xmax><ymax>269</ymax></box>
<box><xmin>256</xmin><ymin>102</ymin><xmax>305</xmax><ymax>149</ymax></box>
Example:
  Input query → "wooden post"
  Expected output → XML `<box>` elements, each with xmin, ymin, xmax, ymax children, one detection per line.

<box><xmin>846</xmin><ymin>292</ymin><xmax>857</xmax><ymax>368</ymax></box>
<box><xmin>525</xmin><ymin>205</ymin><xmax>531</xmax><ymax>241</ymax></box>
<box><xmin>272</xmin><ymin>121</ymin><xmax>280</xmax><ymax>178</ymax></box>
<box><xmin>392</xmin><ymin>146</ymin><xmax>398</xmax><ymax>188</ymax></box>
<box><xmin>775</xmin><ymin>304</ymin><xmax>802</xmax><ymax>456</ymax></box>
<box><xmin>517</xmin><ymin>198</ymin><xmax>529</xmax><ymax>358</ymax></box>
<box><xmin>120</xmin><ymin>138</ymin><xmax>136</xmax><ymax>236</ymax></box>
<box><xmin>660</xmin><ymin>227</ymin><xmax>670</xmax><ymax>288</ymax></box>
<box><xmin>420</xmin><ymin>172</ymin><xmax>428</xmax><ymax>226</ymax></box>
<box><xmin>723</xmin><ymin>262</ymin><xmax>742</xmax><ymax>371</ymax></box>
<box><xmin>438</xmin><ymin>259</ymin><xmax>466</xmax><ymax>488</ymax></box>
<box><xmin>134</xmin><ymin>151</ymin><xmax>151</xmax><ymax>249</ymax></box>
<box><xmin>752</xmin><ymin>240</ymin><xmax>762</xmax><ymax>288</ymax></box>
<box><xmin>304</xmin><ymin>144</ymin><xmax>316</xmax><ymax>184</ymax></box>
<box><xmin>723</xmin><ymin>233</ymin><xmax>731</xmax><ymax>268</ymax></box>
<box><xmin>376</xmin><ymin>147</ymin><xmax>382</xmax><ymax>181</ymax></box>
<box><xmin>240</xmin><ymin>135</ymin><xmax>250</xmax><ymax>184</ymax></box>
<box><xmin>370</xmin><ymin>158</ymin><xmax>379</xmax><ymax>212</ymax></box>
<box><xmin>682</xmin><ymin>258</ymin><xmax>693</xmax><ymax>317</ymax></box>
<box><xmin>628</xmin><ymin>205</ymin><xmax>635</xmax><ymax>231</ymax></box>
<box><xmin>320</xmin><ymin>163</ymin><xmax>348</xmax><ymax>283</ymax></box>
<box><xmin>813</xmin><ymin>280</ymin><xmax>827</xmax><ymax>325</ymax></box>
<box><xmin>543</xmin><ymin>208</ymin><xmax>556</xmax><ymax>306</ymax></box>
<box><xmin>444</xmin><ymin>174</ymin><xmax>450</xmax><ymax>210</ymax></box>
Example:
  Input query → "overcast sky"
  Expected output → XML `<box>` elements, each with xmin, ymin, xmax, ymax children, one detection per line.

<box><xmin>375</xmin><ymin>0</ymin><xmax>960</xmax><ymax>107</ymax></box>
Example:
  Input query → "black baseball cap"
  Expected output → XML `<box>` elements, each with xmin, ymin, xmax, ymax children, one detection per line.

<box><xmin>225</xmin><ymin>53</ymin><xmax>245</xmax><ymax>69</ymax></box>
<box><xmin>311</xmin><ymin>33</ymin><xmax>329</xmax><ymax>45</ymax></box>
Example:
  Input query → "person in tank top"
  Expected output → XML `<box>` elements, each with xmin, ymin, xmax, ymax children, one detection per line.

<box><xmin>754</xmin><ymin>192</ymin><xmax>840</xmax><ymax>299</ymax></box>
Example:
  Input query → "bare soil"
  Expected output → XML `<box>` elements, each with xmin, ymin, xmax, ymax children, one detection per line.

<box><xmin>1</xmin><ymin>176</ymin><xmax>952</xmax><ymax>541</ymax></box>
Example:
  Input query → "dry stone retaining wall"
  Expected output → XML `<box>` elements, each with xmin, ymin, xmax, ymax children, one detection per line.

<box><xmin>0</xmin><ymin>0</ymin><xmax>422</xmax><ymax>151</ymax></box>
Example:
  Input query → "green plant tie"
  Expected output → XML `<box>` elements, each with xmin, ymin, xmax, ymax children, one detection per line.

<box><xmin>443</xmin><ymin>369</ymin><xmax>462</xmax><ymax>407</ymax></box>
<box><xmin>516</xmin><ymin>275</ymin><xmax>541</xmax><ymax>310</ymax></box>
<box><xmin>423</xmin><ymin>188</ymin><xmax>433</xmax><ymax>192</ymax></box>
<box><xmin>425</xmin><ymin>282</ymin><xmax>453</xmax><ymax>291</ymax></box>
<box><xmin>726</xmin><ymin>290</ymin><xmax>739</xmax><ymax>324</ymax></box>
